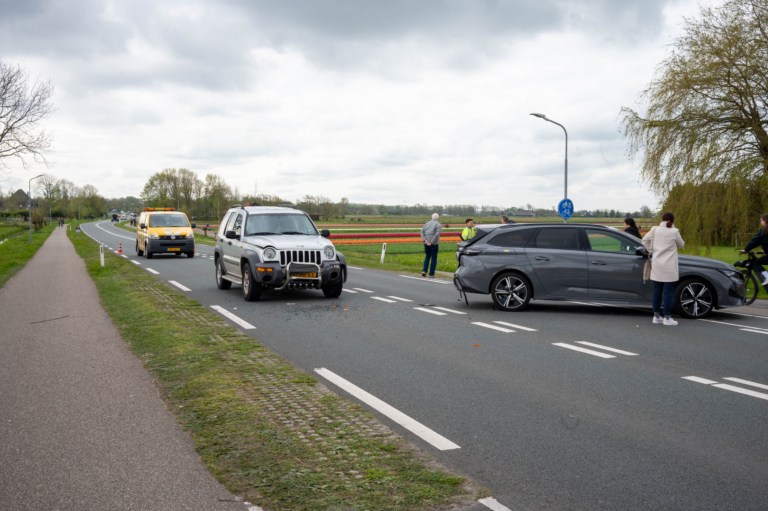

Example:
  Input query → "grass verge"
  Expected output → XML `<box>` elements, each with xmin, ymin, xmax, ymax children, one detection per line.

<box><xmin>0</xmin><ymin>223</ymin><xmax>57</xmax><ymax>289</ymax></box>
<box><xmin>68</xmin><ymin>220</ymin><xmax>487</xmax><ymax>510</ymax></box>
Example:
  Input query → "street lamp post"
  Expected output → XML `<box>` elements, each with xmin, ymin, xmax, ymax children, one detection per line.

<box><xmin>530</xmin><ymin>113</ymin><xmax>568</xmax><ymax>222</ymax></box>
<box><xmin>29</xmin><ymin>174</ymin><xmax>43</xmax><ymax>243</ymax></box>
<box><xmin>169</xmin><ymin>196</ymin><xmax>180</xmax><ymax>211</ymax></box>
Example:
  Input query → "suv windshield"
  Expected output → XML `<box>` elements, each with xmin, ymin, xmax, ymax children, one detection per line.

<box><xmin>245</xmin><ymin>214</ymin><xmax>318</xmax><ymax>236</ymax></box>
<box><xmin>149</xmin><ymin>214</ymin><xmax>190</xmax><ymax>228</ymax></box>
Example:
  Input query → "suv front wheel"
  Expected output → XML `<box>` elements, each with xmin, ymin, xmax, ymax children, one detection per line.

<box><xmin>322</xmin><ymin>281</ymin><xmax>343</xmax><ymax>298</ymax></box>
<box><xmin>242</xmin><ymin>263</ymin><xmax>262</xmax><ymax>302</ymax></box>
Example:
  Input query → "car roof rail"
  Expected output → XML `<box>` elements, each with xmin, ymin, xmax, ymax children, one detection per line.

<box><xmin>278</xmin><ymin>203</ymin><xmax>294</xmax><ymax>208</ymax></box>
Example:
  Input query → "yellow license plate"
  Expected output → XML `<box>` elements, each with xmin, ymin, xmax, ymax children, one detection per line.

<box><xmin>167</xmin><ymin>248</ymin><xmax>181</xmax><ymax>251</ymax></box>
<box><xmin>292</xmin><ymin>272</ymin><xmax>317</xmax><ymax>278</ymax></box>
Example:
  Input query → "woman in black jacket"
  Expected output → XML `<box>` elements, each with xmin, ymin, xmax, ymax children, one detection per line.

<box><xmin>740</xmin><ymin>214</ymin><xmax>768</xmax><ymax>285</ymax></box>
<box><xmin>624</xmin><ymin>217</ymin><xmax>641</xmax><ymax>238</ymax></box>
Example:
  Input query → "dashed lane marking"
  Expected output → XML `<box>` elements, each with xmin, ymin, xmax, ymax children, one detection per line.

<box><xmin>314</xmin><ymin>368</ymin><xmax>460</xmax><ymax>451</ymax></box>
<box><xmin>433</xmin><ymin>306</ymin><xmax>466</xmax><ymax>315</ymax></box>
<box><xmin>145</xmin><ymin>268</ymin><xmax>159</xmax><ymax>274</ymax></box>
<box><xmin>472</xmin><ymin>322</ymin><xmax>514</xmax><ymax>333</ymax></box>
<box><xmin>682</xmin><ymin>376</ymin><xmax>718</xmax><ymax>384</ymax></box>
<box><xmin>169</xmin><ymin>280</ymin><xmax>191</xmax><ymax>292</ymax></box>
<box><xmin>414</xmin><ymin>307</ymin><xmax>447</xmax><ymax>316</ymax></box>
<box><xmin>130</xmin><ymin>260</ymin><xmax>141</xmax><ymax>265</ymax></box>
<box><xmin>701</xmin><ymin>319</ymin><xmax>768</xmax><ymax>332</ymax></box>
<box><xmin>723</xmin><ymin>377</ymin><xmax>768</xmax><ymax>391</ymax></box>
<box><xmin>576</xmin><ymin>341</ymin><xmax>638</xmax><ymax>356</ymax></box>
<box><xmin>399</xmin><ymin>275</ymin><xmax>451</xmax><ymax>284</ymax></box>
<box><xmin>713</xmin><ymin>383</ymin><xmax>768</xmax><ymax>401</ymax></box>
<box><xmin>741</xmin><ymin>328</ymin><xmax>768</xmax><ymax>335</ymax></box>
<box><xmin>342</xmin><ymin>289</ymin><xmax>358</xmax><ymax>294</ymax></box>
<box><xmin>372</xmin><ymin>296</ymin><xmax>397</xmax><ymax>303</ymax></box>
<box><xmin>479</xmin><ymin>497</ymin><xmax>514</xmax><ymax>511</ymax></box>
<box><xmin>553</xmin><ymin>343</ymin><xmax>615</xmax><ymax>358</ymax></box>
<box><xmin>493</xmin><ymin>321</ymin><xmax>538</xmax><ymax>332</ymax></box>
<box><xmin>683</xmin><ymin>376</ymin><xmax>768</xmax><ymax>400</ymax></box>
<box><xmin>210</xmin><ymin>305</ymin><xmax>256</xmax><ymax>329</ymax></box>
<box><xmin>119</xmin><ymin>254</ymin><xmax>128</xmax><ymax>259</ymax></box>
<box><xmin>353</xmin><ymin>288</ymin><xmax>374</xmax><ymax>293</ymax></box>
<box><xmin>388</xmin><ymin>296</ymin><xmax>412</xmax><ymax>302</ymax></box>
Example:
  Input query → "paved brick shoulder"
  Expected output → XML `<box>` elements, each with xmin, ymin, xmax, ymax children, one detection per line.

<box><xmin>0</xmin><ymin>228</ymin><xmax>242</xmax><ymax>510</ymax></box>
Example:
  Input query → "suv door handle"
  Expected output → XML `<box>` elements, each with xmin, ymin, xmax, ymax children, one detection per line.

<box><xmin>591</xmin><ymin>261</ymin><xmax>606</xmax><ymax>265</ymax></box>
<box><xmin>534</xmin><ymin>256</ymin><xmax>550</xmax><ymax>261</ymax></box>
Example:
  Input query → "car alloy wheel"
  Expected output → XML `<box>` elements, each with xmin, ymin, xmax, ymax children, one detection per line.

<box><xmin>678</xmin><ymin>281</ymin><xmax>713</xmax><ymax>318</ymax></box>
<box><xmin>492</xmin><ymin>274</ymin><xmax>530</xmax><ymax>311</ymax></box>
<box><xmin>215</xmin><ymin>258</ymin><xmax>231</xmax><ymax>290</ymax></box>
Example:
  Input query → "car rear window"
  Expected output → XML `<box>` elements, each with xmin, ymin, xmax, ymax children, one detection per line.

<box><xmin>530</xmin><ymin>228</ymin><xmax>580</xmax><ymax>250</ymax></box>
<box><xmin>487</xmin><ymin>229</ymin><xmax>535</xmax><ymax>247</ymax></box>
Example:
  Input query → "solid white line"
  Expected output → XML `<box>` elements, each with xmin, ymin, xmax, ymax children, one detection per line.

<box><xmin>399</xmin><ymin>275</ymin><xmax>451</xmax><ymax>284</ymax></box>
<box><xmin>472</xmin><ymin>322</ymin><xmax>514</xmax><ymax>333</ymax></box>
<box><xmin>740</xmin><ymin>328</ymin><xmax>768</xmax><ymax>335</ymax></box>
<box><xmin>716</xmin><ymin>310</ymin><xmax>768</xmax><ymax>320</ymax></box>
<box><xmin>145</xmin><ymin>268</ymin><xmax>159</xmax><ymax>274</ymax></box>
<box><xmin>713</xmin><ymin>383</ymin><xmax>768</xmax><ymax>401</ymax></box>
<box><xmin>347</xmin><ymin>266</ymin><xmax>363</xmax><ymax>269</ymax></box>
<box><xmin>168</xmin><ymin>280</ymin><xmax>191</xmax><ymax>292</ymax></box>
<box><xmin>210</xmin><ymin>305</ymin><xmax>256</xmax><ymax>329</ymax></box>
<box><xmin>130</xmin><ymin>260</ymin><xmax>141</xmax><ymax>265</ymax></box>
<box><xmin>372</xmin><ymin>296</ymin><xmax>397</xmax><ymax>303</ymax></box>
<box><xmin>576</xmin><ymin>341</ymin><xmax>638</xmax><ymax>356</ymax></box>
<box><xmin>433</xmin><ymin>306</ymin><xmax>466</xmax><ymax>315</ymax></box>
<box><xmin>95</xmin><ymin>221</ymin><xmax>135</xmax><ymax>240</ymax></box>
<box><xmin>553</xmin><ymin>343</ymin><xmax>616</xmax><ymax>358</ymax></box>
<box><xmin>342</xmin><ymin>289</ymin><xmax>358</xmax><ymax>294</ymax></box>
<box><xmin>701</xmin><ymin>319</ymin><xmax>768</xmax><ymax>332</ymax></box>
<box><xmin>493</xmin><ymin>321</ymin><xmax>538</xmax><ymax>332</ymax></box>
<box><xmin>387</xmin><ymin>296</ymin><xmax>413</xmax><ymax>302</ymax></box>
<box><xmin>414</xmin><ymin>307</ymin><xmax>447</xmax><ymax>316</ymax></box>
<box><xmin>314</xmin><ymin>368</ymin><xmax>460</xmax><ymax>450</ymax></box>
<box><xmin>723</xmin><ymin>377</ymin><xmax>768</xmax><ymax>391</ymax></box>
<box><xmin>682</xmin><ymin>376</ymin><xmax>718</xmax><ymax>385</ymax></box>
<box><xmin>353</xmin><ymin>288</ymin><xmax>374</xmax><ymax>293</ymax></box>
<box><xmin>479</xmin><ymin>497</ymin><xmax>513</xmax><ymax>511</ymax></box>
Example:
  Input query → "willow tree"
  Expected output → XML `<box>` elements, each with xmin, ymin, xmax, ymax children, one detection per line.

<box><xmin>621</xmin><ymin>0</ymin><xmax>768</xmax><ymax>245</ymax></box>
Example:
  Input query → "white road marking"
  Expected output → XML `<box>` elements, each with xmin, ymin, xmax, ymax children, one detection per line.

<box><xmin>713</xmin><ymin>383</ymin><xmax>768</xmax><ymax>401</ymax></box>
<box><xmin>120</xmin><ymin>254</ymin><xmax>128</xmax><ymax>259</ymax></box>
<box><xmin>169</xmin><ymin>280</ymin><xmax>191</xmax><ymax>292</ymax></box>
<box><xmin>472</xmin><ymin>322</ymin><xmax>514</xmax><ymax>333</ymax></box>
<box><xmin>553</xmin><ymin>343</ymin><xmax>615</xmax><ymax>358</ymax></box>
<box><xmin>682</xmin><ymin>376</ymin><xmax>718</xmax><ymax>384</ymax></box>
<box><xmin>493</xmin><ymin>321</ymin><xmax>538</xmax><ymax>332</ymax></box>
<box><xmin>740</xmin><ymin>328</ymin><xmax>768</xmax><ymax>335</ymax></box>
<box><xmin>314</xmin><ymin>367</ymin><xmax>460</xmax><ymax>451</ymax></box>
<box><xmin>723</xmin><ymin>377</ymin><xmax>768</xmax><ymax>391</ymax></box>
<box><xmin>353</xmin><ymin>288</ymin><xmax>374</xmax><ymax>293</ymax></box>
<box><xmin>479</xmin><ymin>497</ymin><xmax>514</xmax><ymax>511</ymax></box>
<box><xmin>414</xmin><ymin>307</ymin><xmax>447</xmax><ymax>316</ymax></box>
<box><xmin>145</xmin><ymin>268</ymin><xmax>159</xmax><ymax>274</ymax></box>
<box><xmin>701</xmin><ymin>319</ymin><xmax>768</xmax><ymax>332</ymax></box>
<box><xmin>210</xmin><ymin>305</ymin><xmax>256</xmax><ymax>330</ymax></box>
<box><xmin>130</xmin><ymin>260</ymin><xmax>141</xmax><ymax>265</ymax></box>
<box><xmin>347</xmin><ymin>266</ymin><xmax>363</xmax><ymax>269</ymax></box>
<box><xmin>342</xmin><ymin>289</ymin><xmax>358</xmax><ymax>294</ymax></box>
<box><xmin>716</xmin><ymin>310</ymin><xmax>768</xmax><ymax>320</ymax></box>
<box><xmin>95</xmin><ymin>221</ymin><xmax>135</xmax><ymax>240</ymax></box>
<box><xmin>372</xmin><ymin>296</ymin><xmax>397</xmax><ymax>303</ymax></box>
<box><xmin>576</xmin><ymin>341</ymin><xmax>638</xmax><ymax>356</ymax></box>
<box><xmin>399</xmin><ymin>275</ymin><xmax>451</xmax><ymax>284</ymax></box>
<box><xmin>433</xmin><ymin>306</ymin><xmax>466</xmax><ymax>315</ymax></box>
<box><xmin>387</xmin><ymin>296</ymin><xmax>412</xmax><ymax>302</ymax></box>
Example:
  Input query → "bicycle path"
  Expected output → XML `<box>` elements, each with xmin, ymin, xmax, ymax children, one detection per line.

<box><xmin>0</xmin><ymin>227</ymin><xmax>244</xmax><ymax>510</ymax></box>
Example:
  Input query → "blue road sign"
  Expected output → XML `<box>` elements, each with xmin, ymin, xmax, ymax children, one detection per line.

<box><xmin>558</xmin><ymin>198</ymin><xmax>574</xmax><ymax>220</ymax></box>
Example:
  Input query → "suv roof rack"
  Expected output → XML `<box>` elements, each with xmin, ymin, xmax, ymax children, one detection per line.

<box><xmin>278</xmin><ymin>203</ymin><xmax>294</xmax><ymax>208</ymax></box>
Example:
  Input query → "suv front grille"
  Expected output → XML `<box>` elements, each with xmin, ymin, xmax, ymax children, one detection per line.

<box><xmin>280</xmin><ymin>250</ymin><xmax>321</xmax><ymax>266</ymax></box>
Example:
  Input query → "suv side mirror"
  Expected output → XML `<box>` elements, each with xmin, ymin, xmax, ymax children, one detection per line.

<box><xmin>225</xmin><ymin>230</ymin><xmax>238</xmax><ymax>239</ymax></box>
<box><xmin>139</xmin><ymin>223</ymin><xmax>146</xmax><ymax>229</ymax></box>
<box><xmin>191</xmin><ymin>223</ymin><xmax>197</xmax><ymax>228</ymax></box>
<box><xmin>635</xmin><ymin>246</ymin><xmax>649</xmax><ymax>257</ymax></box>
<box><xmin>321</xmin><ymin>229</ymin><xmax>330</xmax><ymax>238</ymax></box>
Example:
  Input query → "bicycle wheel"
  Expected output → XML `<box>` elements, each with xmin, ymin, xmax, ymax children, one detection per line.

<box><xmin>744</xmin><ymin>273</ymin><xmax>759</xmax><ymax>305</ymax></box>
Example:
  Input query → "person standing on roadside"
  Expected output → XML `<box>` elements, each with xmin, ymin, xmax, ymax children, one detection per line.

<box><xmin>461</xmin><ymin>219</ymin><xmax>477</xmax><ymax>241</ymax></box>
<box><xmin>624</xmin><ymin>217</ymin><xmax>641</xmax><ymax>238</ymax></box>
<box><xmin>740</xmin><ymin>213</ymin><xmax>768</xmax><ymax>285</ymax></box>
<box><xmin>420</xmin><ymin>213</ymin><xmax>442</xmax><ymax>278</ymax></box>
<box><xmin>501</xmin><ymin>215</ymin><xmax>509</xmax><ymax>225</ymax></box>
<box><xmin>642</xmin><ymin>212</ymin><xmax>684</xmax><ymax>326</ymax></box>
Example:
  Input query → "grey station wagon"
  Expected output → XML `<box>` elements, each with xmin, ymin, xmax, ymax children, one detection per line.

<box><xmin>453</xmin><ymin>223</ymin><xmax>746</xmax><ymax>319</ymax></box>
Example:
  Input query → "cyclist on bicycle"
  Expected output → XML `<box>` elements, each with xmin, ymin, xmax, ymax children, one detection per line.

<box><xmin>740</xmin><ymin>213</ymin><xmax>768</xmax><ymax>285</ymax></box>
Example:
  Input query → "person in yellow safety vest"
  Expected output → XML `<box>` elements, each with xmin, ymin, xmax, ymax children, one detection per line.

<box><xmin>461</xmin><ymin>218</ymin><xmax>477</xmax><ymax>241</ymax></box>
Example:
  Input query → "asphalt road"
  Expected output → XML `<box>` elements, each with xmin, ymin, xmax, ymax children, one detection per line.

<box><xmin>84</xmin><ymin>220</ymin><xmax>768</xmax><ymax>511</ymax></box>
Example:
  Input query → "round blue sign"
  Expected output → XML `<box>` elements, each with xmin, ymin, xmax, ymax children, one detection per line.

<box><xmin>558</xmin><ymin>198</ymin><xmax>574</xmax><ymax>220</ymax></box>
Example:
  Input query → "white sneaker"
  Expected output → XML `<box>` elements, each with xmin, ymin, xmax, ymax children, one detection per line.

<box><xmin>663</xmin><ymin>318</ymin><xmax>678</xmax><ymax>326</ymax></box>
<box><xmin>762</xmin><ymin>276</ymin><xmax>768</xmax><ymax>286</ymax></box>
<box><xmin>653</xmin><ymin>316</ymin><xmax>663</xmax><ymax>324</ymax></box>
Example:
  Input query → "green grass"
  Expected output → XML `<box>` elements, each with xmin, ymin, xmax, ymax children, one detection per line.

<box><xmin>0</xmin><ymin>222</ymin><xmax>28</xmax><ymax>239</ymax></box>
<box><xmin>0</xmin><ymin>223</ymin><xmax>57</xmax><ymax>289</ymax></box>
<box><xmin>66</xmin><ymin>220</ymin><xmax>487</xmax><ymax>510</ymax></box>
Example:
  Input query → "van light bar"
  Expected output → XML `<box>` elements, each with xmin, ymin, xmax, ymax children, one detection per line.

<box><xmin>142</xmin><ymin>207</ymin><xmax>176</xmax><ymax>211</ymax></box>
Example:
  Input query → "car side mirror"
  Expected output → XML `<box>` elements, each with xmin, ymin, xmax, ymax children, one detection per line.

<box><xmin>139</xmin><ymin>223</ymin><xmax>146</xmax><ymax>229</ymax></box>
<box><xmin>191</xmin><ymin>223</ymin><xmax>196</xmax><ymax>228</ymax></box>
<box><xmin>635</xmin><ymin>246</ymin><xmax>649</xmax><ymax>257</ymax></box>
<box><xmin>321</xmin><ymin>229</ymin><xmax>330</xmax><ymax>238</ymax></box>
<box><xmin>225</xmin><ymin>230</ymin><xmax>238</xmax><ymax>239</ymax></box>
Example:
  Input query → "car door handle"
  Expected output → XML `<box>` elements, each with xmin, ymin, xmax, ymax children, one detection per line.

<box><xmin>591</xmin><ymin>261</ymin><xmax>606</xmax><ymax>265</ymax></box>
<box><xmin>535</xmin><ymin>256</ymin><xmax>550</xmax><ymax>261</ymax></box>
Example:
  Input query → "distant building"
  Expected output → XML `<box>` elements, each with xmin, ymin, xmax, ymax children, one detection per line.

<box><xmin>509</xmin><ymin>211</ymin><xmax>536</xmax><ymax>218</ymax></box>
<box><xmin>6</xmin><ymin>189</ymin><xmax>38</xmax><ymax>210</ymax></box>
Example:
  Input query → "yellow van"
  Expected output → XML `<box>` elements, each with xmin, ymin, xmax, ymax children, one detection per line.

<box><xmin>136</xmin><ymin>208</ymin><xmax>197</xmax><ymax>259</ymax></box>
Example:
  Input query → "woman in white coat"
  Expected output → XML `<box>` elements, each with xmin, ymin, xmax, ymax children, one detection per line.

<box><xmin>642</xmin><ymin>212</ymin><xmax>685</xmax><ymax>325</ymax></box>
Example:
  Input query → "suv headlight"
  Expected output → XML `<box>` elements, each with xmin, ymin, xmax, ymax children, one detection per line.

<box><xmin>263</xmin><ymin>247</ymin><xmax>277</xmax><ymax>260</ymax></box>
<box><xmin>323</xmin><ymin>246</ymin><xmax>335</xmax><ymax>259</ymax></box>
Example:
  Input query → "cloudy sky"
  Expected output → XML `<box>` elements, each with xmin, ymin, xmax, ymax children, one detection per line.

<box><xmin>1</xmin><ymin>0</ymin><xmax>718</xmax><ymax>210</ymax></box>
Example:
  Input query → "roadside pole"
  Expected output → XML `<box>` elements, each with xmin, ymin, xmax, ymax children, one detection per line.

<box><xmin>100</xmin><ymin>245</ymin><xmax>105</xmax><ymax>267</ymax></box>
<box><xmin>380</xmin><ymin>242</ymin><xmax>387</xmax><ymax>264</ymax></box>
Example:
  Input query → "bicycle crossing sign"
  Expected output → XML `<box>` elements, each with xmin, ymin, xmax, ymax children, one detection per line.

<box><xmin>558</xmin><ymin>198</ymin><xmax>574</xmax><ymax>220</ymax></box>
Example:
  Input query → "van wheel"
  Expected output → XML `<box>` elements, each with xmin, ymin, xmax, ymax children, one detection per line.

<box><xmin>674</xmin><ymin>278</ymin><xmax>714</xmax><ymax>319</ymax></box>
<box><xmin>186</xmin><ymin>251</ymin><xmax>194</xmax><ymax>258</ymax></box>
<box><xmin>215</xmin><ymin>258</ymin><xmax>231</xmax><ymax>290</ymax></box>
<box><xmin>146</xmin><ymin>244</ymin><xmax>153</xmax><ymax>259</ymax></box>
<box><xmin>491</xmin><ymin>272</ymin><xmax>532</xmax><ymax>311</ymax></box>
<box><xmin>322</xmin><ymin>282</ymin><xmax>343</xmax><ymax>298</ymax></box>
<box><xmin>242</xmin><ymin>263</ymin><xmax>262</xmax><ymax>302</ymax></box>
<box><xmin>136</xmin><ymin>242</ymin><xmax>144</xmax><ymax>256</ymax></box>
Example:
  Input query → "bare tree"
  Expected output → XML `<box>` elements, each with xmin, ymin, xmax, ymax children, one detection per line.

<box><xmin>0</xmin><ymin>62</ymin><xmax>55</xmax><ymax>174</ymax></box>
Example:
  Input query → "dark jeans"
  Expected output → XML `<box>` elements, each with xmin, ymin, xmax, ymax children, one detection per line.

<box><xmin>652</xmin><ymin>281</ymin><xmax>675</xmax><ymax>317</ymax></box>
<box><xmin>422</xmin><ymin>243</ymin><xmax>439</xmax><ymax>276</ymax></box>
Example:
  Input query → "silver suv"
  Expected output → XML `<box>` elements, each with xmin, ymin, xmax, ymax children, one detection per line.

<box><xmin>214</xmin><ymin>205</ymin><xmax>346</xmax><ymax>301</ymax></box>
